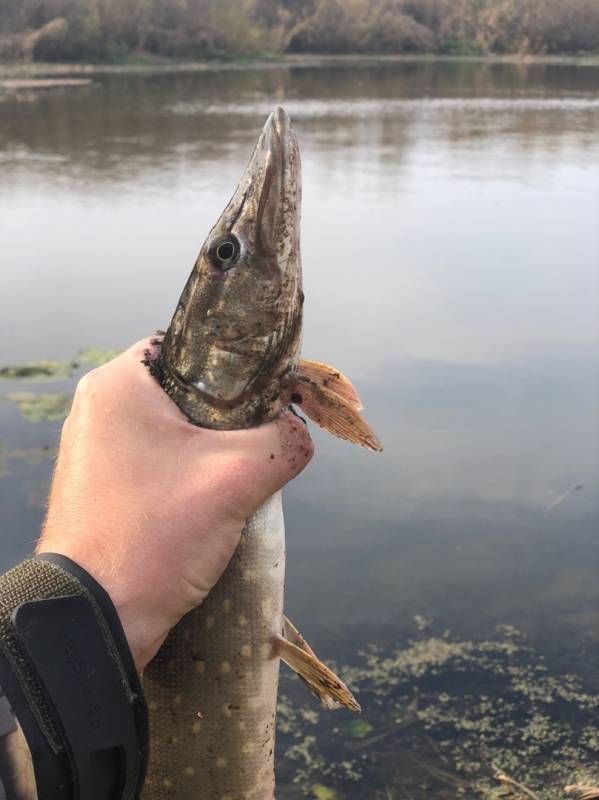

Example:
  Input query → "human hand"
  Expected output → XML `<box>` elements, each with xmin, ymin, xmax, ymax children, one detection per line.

<box><xmin>38</xmin><ymin>338</ymin><xmax>313</xmax><ymax>672</ymax></box>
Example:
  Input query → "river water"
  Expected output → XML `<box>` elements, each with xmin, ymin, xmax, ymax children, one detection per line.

<box><xmin>1</xmin><ymin>59</ymin><xmax>599</xmax><ymax>798</ymax></box>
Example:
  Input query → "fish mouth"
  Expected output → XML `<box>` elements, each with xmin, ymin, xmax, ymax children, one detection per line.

<box><xmin>154</xmin><ymin>107</ymin><xmax>304</xmax><ymax>426</ymax></box>
<box><xmin>220</xmin><ymin>105</ymin><xmax>301</xmax><ymax>274</ymax></box>
<box><xmin>183</xmin><ymin>105</ymin><xmax>303</xmax><ymax>402</ymax></box>
<box><xmin>262</xmin><ymin>105</ymin><xmax>294</xmax><ymax>160</ymax></box>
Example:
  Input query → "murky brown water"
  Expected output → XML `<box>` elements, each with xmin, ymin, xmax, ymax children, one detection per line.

<box><xmin>1</xmin><ymin>59</ymin><xmax>599</xmax><ymax>797</ymax></box>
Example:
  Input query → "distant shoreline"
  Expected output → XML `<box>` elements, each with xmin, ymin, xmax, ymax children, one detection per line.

<box><xmin>1</xmin><ymin>52</ymin><xmax>599</xmax><ymax>80</ymax></box>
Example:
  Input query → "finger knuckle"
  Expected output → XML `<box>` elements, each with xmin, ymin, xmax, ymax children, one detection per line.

<box><xmin>75</xmin><ymin>369</ymin><xmax>98</xmax><ymax>398</ymax></box>
<box><xmin>74</xmin><ymin>364</ymin><xmax>111</xmax><ymax>405</ymax></box>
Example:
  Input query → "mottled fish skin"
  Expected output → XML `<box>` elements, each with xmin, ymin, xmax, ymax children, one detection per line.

<box><xmin>150</xmin><ymin>106</ymin><xmax>303</xmax><ymax>430</ymax></box>
<box><xmin>143</xmin><ymin>496</ymin><xmax>284</xmax><ymax>800</ymax></box>
<box><xmin>142</xmin><ymin>108</ymin><xmax>302</xmax><ymax>800</ymax></box>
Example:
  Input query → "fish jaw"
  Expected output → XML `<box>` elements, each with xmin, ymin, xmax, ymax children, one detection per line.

<box><xmin>152</xmin><ymin>106</ymin><xmax>303</xmax><ymax>430</ymax></box>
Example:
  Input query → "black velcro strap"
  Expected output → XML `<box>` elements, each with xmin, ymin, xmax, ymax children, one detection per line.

<box><xmin>0</xmin><ymin>555</ymin><xmax>148</xmax><ymax>799</ymax></box>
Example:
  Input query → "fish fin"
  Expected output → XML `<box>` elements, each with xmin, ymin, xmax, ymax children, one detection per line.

<box><xmin>298</xmin><ymin>359</ymin><xmax>364</xmax><ymax>411</ymax></box>
<box><xmin>274</xmin><ymin>616</ymin><xmax>361</xmax><ymax>713</ymax></box>
<box><xmin>285</xmin><ymin>370</ymin><xmax>383</xmax><ymax>453</ymax></box>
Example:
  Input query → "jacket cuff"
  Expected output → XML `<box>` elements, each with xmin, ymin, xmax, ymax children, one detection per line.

<box><xmin>0</xmin><ymin>554</ymin><xmax>148</xmax><ymax>800</ymax></box>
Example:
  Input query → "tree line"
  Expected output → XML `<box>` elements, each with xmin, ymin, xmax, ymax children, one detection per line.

<box><xmin>1</xmin><ymin>0</ymin><xmax>598</xmax><ymax>62</ymax></box>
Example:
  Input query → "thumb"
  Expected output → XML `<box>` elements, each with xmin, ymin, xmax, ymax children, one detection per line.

<box><xmin>221</xmin><ymin>411</ymin><xmax>314</xmax><ymax>516</ymax></box>
<box><xmin>271</xmin><ymin>410</ymin><xmax>315</xmax><ymax>486</ymax></box>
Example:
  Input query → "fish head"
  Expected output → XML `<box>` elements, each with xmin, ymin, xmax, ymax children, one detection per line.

<box><xmin>156</xmin><ymin>107</ymin><xmax>303</xmax><ymax>428</ymax></box>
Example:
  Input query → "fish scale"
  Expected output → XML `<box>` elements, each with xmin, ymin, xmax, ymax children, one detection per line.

<box><xmin>143</xmin><ymin>495</ymin><xmax>284</xmax><ymax>799</ymax></box>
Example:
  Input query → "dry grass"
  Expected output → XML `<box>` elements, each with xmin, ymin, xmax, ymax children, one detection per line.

<box><xmin>1</xmin><ymin>0</ymin><xmax>598</xmax><ymax>63</ymax></box>
<box><xmin>564</xmin><ymin>787</ymin><xmax>599</xmax><ymax>800</ymax></box>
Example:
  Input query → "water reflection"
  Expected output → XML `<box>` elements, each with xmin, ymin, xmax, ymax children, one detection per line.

<box><xmin>1</xmin><ymin>61</ymin><xmax>599</xmax><ymax>188</ymax></box>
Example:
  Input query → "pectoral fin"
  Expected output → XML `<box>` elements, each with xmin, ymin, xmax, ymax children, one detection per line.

<box><xmin>274</xmin><ymin>616</ymin><xmax>361</xmax><ymax>713</ymax></box>
<box><xmin>297</xmin><ymin>359</ymin><xmax>364</xmax><ymax>410</ymax></box>
<box><xmin>284</xmin><ymin>360</ymin><xmax>383</xmax><ymax>453</ymax></box>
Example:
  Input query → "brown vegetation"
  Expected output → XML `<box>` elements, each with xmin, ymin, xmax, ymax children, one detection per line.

<box><xmin>0</xmin><ymin>0</ymin><xmax>598</xmax><ymax>63</ymax></box>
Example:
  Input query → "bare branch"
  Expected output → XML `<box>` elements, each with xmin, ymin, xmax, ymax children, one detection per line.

<box><xmin>493</xmin><ymin>768</ymin><xmax>542</xmax><ymax>800</ymax></box>
<box><xmin>564</xmin><ymin>786</ymin><xmax>599</xmax><ymax>800</ymax></box>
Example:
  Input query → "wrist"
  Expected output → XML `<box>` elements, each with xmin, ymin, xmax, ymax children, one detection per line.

<box><xmin>0</xmin><ymin>554</ymin><xmax>149</xmax><ymax>798</ymax></box>
<box><xmin>109</xmin><ymin>600</ymin><xmax>168</xmax><ymax>673</ymax></box>
<box><xmin>36</xmin><ymin>541</ymin><xmax>169</xmax><ymax>673</ymax></box>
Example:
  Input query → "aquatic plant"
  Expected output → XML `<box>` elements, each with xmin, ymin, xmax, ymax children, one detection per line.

<box><xmin>311</xmin><ymin>785</ymin><xmax>338</xmax><ymax>800</ymax></box>
<box><xmin>3</xmin><ymin>392</ymin><xmax>71</xmax><ymax>423</ymax></box>
<box><xmin>276</xmin><ymin>622</ymin><xmax>599</xmax><ymax>799</ymax></box>
<box><xmin>0</xmin><ymin>360</ymin><xmax>72</xmax><ymax>380</ymax></box>
<box><xmin>0</xmin><ymin>348</ymin><xmax>120</xmax><ymax>426</ymax></box>
<box><xmin>0</xmin><ymin>348</ymin><xmax>119</xmax><ymax>382</ymax></box>
<box><xmin>76</xmin><ymin>347</ymin><xmax>120</xmax><ymax>366</ymax></box>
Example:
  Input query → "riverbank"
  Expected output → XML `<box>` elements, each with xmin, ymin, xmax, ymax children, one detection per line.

<box><xmin>1</xmin><ymin>52</ymin><xmax>599</xmax><ymax>80</ymax></box>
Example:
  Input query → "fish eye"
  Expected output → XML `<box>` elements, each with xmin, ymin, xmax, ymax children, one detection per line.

<box><xmin>217</xmin><ymin>241</ymin><xmax>234</xmax><ymax>260</ymax></box>
<box><xmin>212</xmin><ymin>236</ymin><xmax>239</xmax><ymax>270</ymax></box>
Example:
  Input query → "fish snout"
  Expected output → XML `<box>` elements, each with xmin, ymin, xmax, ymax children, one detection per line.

<box><xmin>269</xmin><ymin>105</ymin><xmax>291</xmax><ymax>139</ymax></box>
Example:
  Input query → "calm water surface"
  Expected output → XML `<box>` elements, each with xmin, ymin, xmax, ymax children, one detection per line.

<box><xmin>1</xmin><ymin>60</ymin><xmax>599</xmax><ymax>796</ymax></box>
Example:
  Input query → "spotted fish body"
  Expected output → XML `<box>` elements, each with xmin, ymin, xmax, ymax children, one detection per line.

<box><xmin>143</xmin><ymin>108</ymin><xmax>380</xmax><ymax>799</ymax></box>
<box><xmin>143</xmin><ymin>496</ymin><xmax>285</xmax><ymax>799</ymax></box>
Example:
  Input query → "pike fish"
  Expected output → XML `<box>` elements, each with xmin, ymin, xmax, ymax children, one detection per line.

<box><xmin>142</xmin><ymin>107</ymin><xmax>382</xmax><ymax>799</ymax></box>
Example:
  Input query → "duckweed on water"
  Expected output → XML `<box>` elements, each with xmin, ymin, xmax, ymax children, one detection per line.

<box><xmin>0</xmin><ymin>347</ymin><xmax>120</xmax><ymax>382</ymax></box>
<box><xmin>311</xmin><ymin>785</ymin><xmax>338</xmax><ymax>800</ymax></box>
<box><xmin>277</xmin><ymin>624</ymin><xmax>599</xmax><ymax>799</ymax></box>
<box><xmin>3</xmin><ymin>392</ymin><xmax>71</xmax><ymax>422</ymax></box>
<box><xmin>0</xmin><ymin>347</ymin><xmax>119</xmax><ymax>423</ymax></box>
<box><xmin>343</xmin><ymin>720</ymin><xmax>373</xmax><ymax>739</ymax></box>
<box><xmin>0</xmin><ymin>360</ymin><xmax>72</xmax><ymax>380</ymax></box>
<box><xmin>76</xmin><ymin>347</ymin><xmax>120</xmax><ymax>366</ymax></box>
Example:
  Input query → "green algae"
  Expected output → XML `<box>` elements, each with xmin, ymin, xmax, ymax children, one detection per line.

<box><xmin>0</xmin><ymin>360</ymin><xmax>72</xmax><ymax>380</ymax></box>
<box><xmin>3</xmin><ymin>392</ymin><xmax>71</xmax><ymax>422</ymax></box>
<box><xmin>311</xmin><ymin>785</ymin><xmax>338</xmax><ymax>800</ymax></box>
<box><xmin>76</xmin><ymin>347</ymin><xmax>119</xmax><ymax>366</ymax></box>
<box><xmin>0</xmin><ymin>347</ymin><xmax>119</xmax><ymax>383</ymax></box>
<box><xmin>0</xmin><ymin>347</ymin><xmax>120</xmax><ymax>422</ymax></box>
<box><xmin>277</xmin><ymin>622</ymin><xmax>599</xmax><ymax>799</ymax></box>
<box><xmin>343</xmin><ymin>720</ymin><xmax>373</xmax><ymax>739</ymax></box>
